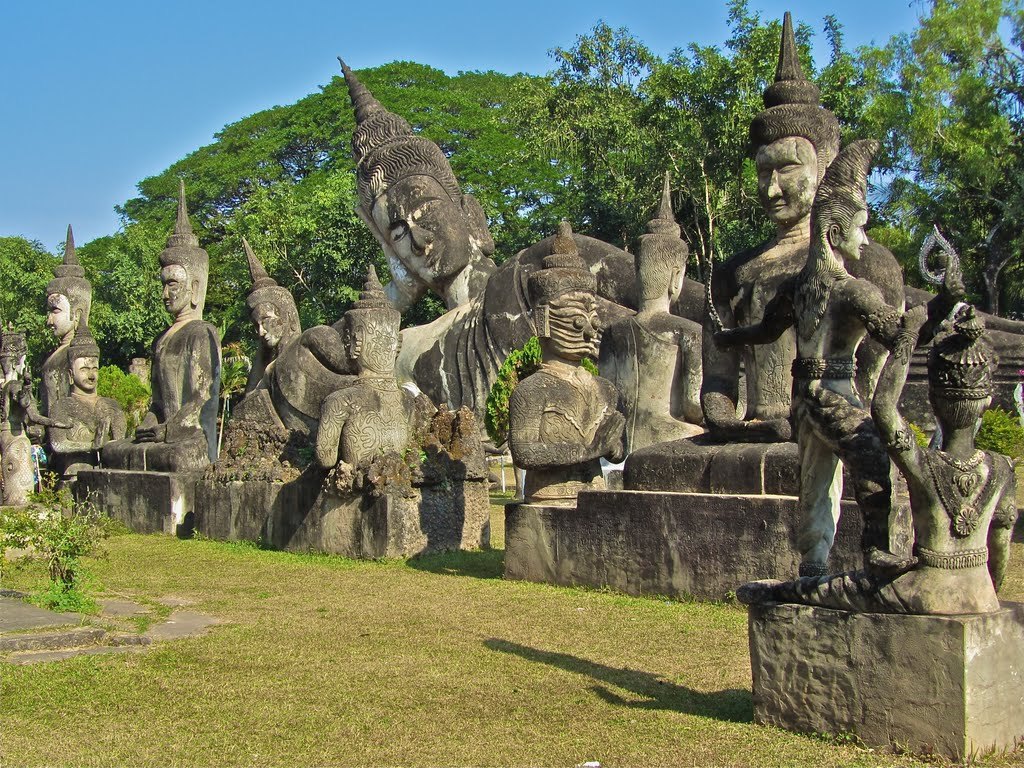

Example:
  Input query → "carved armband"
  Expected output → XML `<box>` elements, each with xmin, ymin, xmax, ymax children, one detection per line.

<box><xmin>862</xmin><ymin>306</ymin><xmax>903</xmax><ymax>349</ymax></box>
<box><xmin>993</xmin><ymin>501</ymin><xmax>1019</xmax><ymax>531</ymax></box>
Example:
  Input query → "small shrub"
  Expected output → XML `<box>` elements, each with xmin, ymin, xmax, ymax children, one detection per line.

<box><xmin>976</xmin><ymin>408</ymin><xmax>1024</xmax><ymax>460</ymax></box>
<box><xmin>97</xmin><ymin>365</ymin><xmax>150</xmax><ymax>434</ymax></box>
<box><xmin>907</xmin><ymin>422</ymin><xmax>930</xmax><ymax>448</ymax></box>
<box><xmin>0</xmin><ymin>479</ymin><xmax>113</xmax><ymax>613</ymax></box>
<box><xmin>485</xmin><ymin>336</ymin><xmax>542</xmax><ymax>445</ymax></box>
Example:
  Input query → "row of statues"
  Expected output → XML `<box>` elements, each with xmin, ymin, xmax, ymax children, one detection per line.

<box><xmin>3</xmin><ymin>13</ymin><xmax>1018</xmax><ymax>623</ymax></box>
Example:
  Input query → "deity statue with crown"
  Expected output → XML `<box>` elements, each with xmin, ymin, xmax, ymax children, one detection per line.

<box><xmin>508</xmin><ymin>222</ymin><xmax>625</xmax><ymax>505</ymax></box>
<box><xmin>101</xmin><ymin>181</ymin><xmax>221</xmax><ymax>472</ymax></box>
<box><xmin>1</xmin><ymin>327</ymin><xmax>62</xmax><ymax>505</ymax></box>
<box><xmin>41</xmin><ymin>225</ymin><xmax>92</xmax><ymax>416</ymax></box>
<box><xmin>599</xmin><ymin>173</ymin><xmax>703</xmax><ymax>453</ymax></box>
<box><xmin>46</xmin><ymin>325</ymin><xmax>126</xmax><ymax>480</ymax></box>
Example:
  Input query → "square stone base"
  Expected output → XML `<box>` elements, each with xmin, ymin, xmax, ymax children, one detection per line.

<box><xmin>195</xmin><ymin>472</ymin><xmax>490</xmax><ymax>558</ymax></box>
<box><xmin>75</xmin><ymin>469</ymin><xmax>201</xmax><ymax>537</ymax></box>
<box><xmin>748</xmin><ymin>602</ymin><xmax>1024</xmax><ymax>759</ymax></box>
<box><xmin>504</xmin><ymin>490</ymin><xmax>905</xmax><ymax>600</ymax></box>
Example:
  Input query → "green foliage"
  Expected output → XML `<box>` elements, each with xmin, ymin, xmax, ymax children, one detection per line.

<box><xmin>0</xmin><ymin>237</ymin><xmax>57</xmax><ymax>369</ymax></box>
<box><xmin>220</xmin><ymin>342</ymin><xmax>251</xmax><ymax>404</ymax></box>
<box><xmin>485</xmin><ymin>336</ymin><xmax>542</xmax><ymax>445</ymax></box>
<box><xmin>0</xmin><ymin>479</ymin><xmax>114</xmax><ymax>613</ymax></box>
<box><xmin>907</xmin><ymin>421</ymin><xmax>931</xmax><ymax>448</ymax></box>
<box><xmin>97</xmin><ymin>365</ymin><xmax>150</xmax><ymax>435</ymax></box>
<box><xmin>580</xmin><ymin>357</ymin><xmax>598</xmax><ymax>375</ymax></box>
<box><xmin>976</xmin><ymin>407</ymin><xmax>1024</xmax><ymax>459</ymax></box>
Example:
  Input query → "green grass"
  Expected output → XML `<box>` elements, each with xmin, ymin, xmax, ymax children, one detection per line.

<box><xmin>1</xmin><ymin>499</ymin><xmax>1023</xmax><ymax>767</ymax></box>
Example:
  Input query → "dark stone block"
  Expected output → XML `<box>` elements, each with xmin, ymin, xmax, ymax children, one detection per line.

<box><xmin>748</xmin><ymin>601</ymin><xmax>1024</xmax><ymax>759</ymax></box>
<box><xmin>503</xmin><ymin>490</ymin><xmax>904</xmax><ymax>600</ymax></box>
<box><xmin>75</xmin><ymin>469</ymin><xmax>201</xmax><ymax>537</ymax></box>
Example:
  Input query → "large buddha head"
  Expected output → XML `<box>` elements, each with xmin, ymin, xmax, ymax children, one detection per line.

<box><xmin>340</xmin><ymin>60</ymin><xmax>495</xmax><ymax>298</ymax></box>
<box><xmin>750</xmin><ymin>13</ymin><xmax>841</xmax><ymax>231</ymax></box>
<box><xmin>528</xmin><ymin>221</ymin><xmax>601</xmax><ymax>364</ymax></box>
<box><xmin>160</xmin><ymin>180</ymin><xmax>209</xmax><ymax>321</ymax></box>
<box><xmin>46</xmin><ymin>225</ymin><xmax>92</xmax><ymax>344</ymax></box>
<box><xmin>243</xmin><ymin>238</ymin><xmax>301</xmax><ymax>356</ymax></box>
<box><xmin>341</xmin><ymin>265</ymin><xmax>402</xmax><ymax>377</ymax></box>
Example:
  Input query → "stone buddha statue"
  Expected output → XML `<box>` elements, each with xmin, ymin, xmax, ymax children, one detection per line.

<box><xmin>702</xmin><ymin>12</ymin><xmax>904</xmax><ymax>443</ymax></box>
<box><xmin>314</xmin><ymin>266</ymin><xmax>433</xmax><ymax>477</ymax></box>
<box><xmin>339</xmin><ymin>61</ymin><xmax>636</xmax><ymax>420</ymax></box>
<box><xmin>599</xmin><ymin>173</ymin><xmax>703</xmax><ymax>453</ymax></box>
<box><xmin>738</xmin><ymin>306</ymin><xmax>1017</xmax><ymax>614</ymax></box>
<box><xmin>102</xmin><ymin>181</ymin><xmax>221</xmax><ymax>471</ymax></box>
<box><xmin>228</xmin><ymin>238</ymin><xmax>355</xmax><ymax>442</ymax></box>
<box><xmin>1</xmin><ymin>328</ymin><xmax>59</xmax><ymax>505</ymax></box>
<box><xmin>509</xmin><ymin>222</ymin><xmax>626</xmax><ymax>504</ymax></box>
<box><xmin>42</xmin><ymin>225</ymin><xmax>92</xmax><ymax>416</ymax></box>
<box><xmin>242</xmin><ymin>238</ymin><xmax>302</xmax><ymax>394</ymax></box>
<box><xmin>46</xmin><ymin>325</ymin><xmax>126</xmax><ymax>479</ymax></box>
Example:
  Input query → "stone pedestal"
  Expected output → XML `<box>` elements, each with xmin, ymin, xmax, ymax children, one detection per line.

<box><xmin>503</xmin><ymin>490</ymin><xmax>907</xmax><ymax>600</ymax></box>
<box><xmin>74</xmin><ymin>469</ymin><xmax>201</xmax><ymax>537</ymax></box>
<box><xmin>748</xmin><ymin>602</ymin><xmax>1024</xmax><ymax>759</ymax></box>
<box><xmin>195</xmin><ymin>471</ymin><xmax>490</xmax><ymax>558</ymax></box>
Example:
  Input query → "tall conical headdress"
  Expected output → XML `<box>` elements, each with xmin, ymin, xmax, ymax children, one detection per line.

<box><xmin>636</xmin><ymin>173</ymin><xmax>689</xmax><ymax>300</ymax></box>
<box><xmin>160</xmin><ymin>180</ymin><xmax>210</xmax><ymax>315</ymax></box>
<box><xmin>339</xmin><ymin>58</ymin><xmax>462</xmax><ymax>209</ymax></box>
<box><xmin>528</xmin><ymin>221</ymin><xmax>597</xmax><ymax>306</ymax></box>
<box><xmin>68</xmin><ymin>323</ymin><xmax>101</xmax><ymax>361</ymax></box>
<box><xmin>0</xmin><ymin>323</ymin><xmax>26</xmax><ymax>358</ymax></box>
<box><xmin>811</xmin><ymin>138</ymin><xmax>878</xmax><ymax>222</ymax></box>
<box><xmin>750</xmin><ymin>12</ymin><xmax>840</xmax><ymax>169</ymax></box>
<box><xmin>243</xmin><ymin>238</ymin><xmax>297</xmax><ymax>318</ymax></box>
<box><xmin>46</xmin><ymin>224</ymin><xmax>93</xmax><ymax>325</ymax></box>
<box><xmin>344</xmin><ymin>264</ymin><xmax>401</xmax><ymax>331</ymax></box>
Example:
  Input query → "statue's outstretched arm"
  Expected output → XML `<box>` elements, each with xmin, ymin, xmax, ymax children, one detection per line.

<box><xmin>714</xmin><ymin>289</ymin><xmax>794</xmax><ymax>348</ymax></box>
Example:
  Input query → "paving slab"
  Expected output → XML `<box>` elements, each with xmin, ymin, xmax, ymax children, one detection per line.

<box><xmin>0</xmin><ymin>626</ymin><xmax>105</xmax><ymax>652</ymax></box>
<box><xmin>145</xmin><ymin>611</ymin><xmax>219</xmax><ymax>641</ymax></box>
<box><xmin>0</xmin><ymin>597</ymin><xmax>80</xmax><ymax>633</ymax></box>
<box><xmin>8</xmin><ymin>645</ymin><xmax>143</xmax><ymax>665</ymax></box>
<box><xmin>97</xmin><ymin>599</ymin><xmax>150</xmax><ymax>617</ymax></box>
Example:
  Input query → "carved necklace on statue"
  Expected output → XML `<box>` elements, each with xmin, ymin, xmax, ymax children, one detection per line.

<box><xmin>923</xmin><ymin>449</ymin><xmax>989</xmax><ymax>537</ymax></box>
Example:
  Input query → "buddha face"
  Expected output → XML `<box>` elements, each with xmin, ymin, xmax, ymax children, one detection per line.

<box><xmin>369</xmin><ymin>176</ymin><xmax>475</xmax><ymax>289</ymax></box>
<box><xmin>70</xmin><ymin>355</ymin><xmax>99</xmax><ymax>395</ymax></box>
<box><xmin>344</xmin><ymin>315</ymin><xmax>400</xmax><ymax>376</ymax></box>
<box><xmin>546</xmin><ymin>291</ymin><xmax>601</xmax><ymax>363</ymax></box>
<box><xmin>46</xmin><ymin>293</ymin><xmax>77</xmax><ymax>341</ymax></box>
<box><xmin>161</xmin><ymin>265</ymin><xmax>195</xmax><ymax>318</ymax></box>
<box><xmin>829</xmin><ymin>206</ymin><xmax>869</xmax><ymax>262</ymax></box>
<box><xmin>756</xmin><ymin>137</ymin><xmax>819</xmax><ymax>229</ymax></box>
<box><xmin>252</xmin><ymin>302</ymin><xmax>286</xmax><ymax>352</ymax></box>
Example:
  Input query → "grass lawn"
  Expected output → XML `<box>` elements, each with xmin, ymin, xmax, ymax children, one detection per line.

<box><xmin>2</xmin><ymin>503</ymin><xmax>1024</xmax><ymax>767</ymax></box>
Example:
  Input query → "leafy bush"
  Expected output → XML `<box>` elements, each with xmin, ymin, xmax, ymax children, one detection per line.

<box><xmin>976</xmin><ymin>408</ymin><xmax>1024</xmax><ymax>460</ymax></box>
<box><xmin>0</xmin><ymin>479</ymin><xmax>115</xmax><ymax>613</ymax></box>
<box><xmin>485</xmin><ymin>337</ymin><xmax>542</xmax><ymax>446</ymax></box>
<box><xmin>484</xmin><ymin>336</ymin><xmax>598</xmax><ymax>445</ymax></box>
<box><xmin>907</xmin><ymin>422</ymin><xmax>930</xmax><ymax>448</ymax></box>
<box><xmin>97</xmin><ymin>365</ymin><xmax>150</xmax><ymax>435</ymax></box>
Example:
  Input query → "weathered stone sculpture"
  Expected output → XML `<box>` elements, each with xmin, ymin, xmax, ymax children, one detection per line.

<box><xmin>101</xmin><ymin>181</ymin><xmax>221</xmax><ymax>471</ymax></box>
<box><xmin>1</xmin><ymin>328</ymin><xmax>59</xmax><ymax>505</ymax></box>
<box><xmin>242</xmin><ymin>238</ymin><xmax>301</xmax><ymax>394</ymax></box>
<box><xmin>315</xmin><ymin>266</ymin><xmax>433</xmax><ymax>478</ymax></box>
<box><xmin>508</xmin><ymin>222</ymin><xmax>625</xmax><ymax>504</ymax></box>
<box><xmin>340</xmin><ymin>60</ymin><xmax>636</xmax><ymax>419</ymax></box>
<box><xmin>46</xmin><ymin>325</ymin><xmax>126</xmax><ymax>480</ymax></box>
<box><xmin>599</xmin><ymin>174</ymin><xmax>702</xmax><ymax>453</ymax></box>
<box><xmin>42</xmin><ymin>225</ymin><xmax>92</xmax><ymax>416</ymax></box>
<box><xmin>701</xmin><ymin>12</ymin><xmax>904</xmax><ymax>443</ymax></box>
<box><xmin>716</xmin><ymin>140</ymin><xmax>963</xmax><ymax>576</ymax></box>
<box><xmin>738</xmin><ymin>306</ymin><xmax>1016</xmax><ymax>613</ymax></box>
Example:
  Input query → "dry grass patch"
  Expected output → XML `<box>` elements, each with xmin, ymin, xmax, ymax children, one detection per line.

<box><xmin>0</xmin><ymin>500</ymin><xmax>1022</xmax><ymax>767</ymax></box>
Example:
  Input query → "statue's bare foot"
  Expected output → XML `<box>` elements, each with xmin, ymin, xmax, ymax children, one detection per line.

<box><xmin>866</xmin><ymin>547</ymin><xmax>917</xmax><ymax>578</ymax></box>
<box><xmin>736</xmin><ymin>579</ymin><xmax>784</xmax><ymax>605</ymax></box>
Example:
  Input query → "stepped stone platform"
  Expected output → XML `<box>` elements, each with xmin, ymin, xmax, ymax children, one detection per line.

<box><xmin>748</xmin><ymin>601</ymin><xmax>1024</xmax><ymax>760</ymax></box>
<box><xmin>74</xmin><ymin>469</ymin><xmax>201</xmax><ymax>537</ymax></box>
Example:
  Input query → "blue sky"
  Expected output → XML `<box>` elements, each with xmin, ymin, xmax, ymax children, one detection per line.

<box><xmin>1</xmin><ymin>0</ymin><xmax>925</xmax><ymax>251</ymax></box>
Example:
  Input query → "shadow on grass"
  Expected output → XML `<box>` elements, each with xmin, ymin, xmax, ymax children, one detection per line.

<box><xmin>1013</xmin><ymin>514</ymin><xmax>1023</xmax><ymax>544</ymax></box>
<box><xmin>485</xmin><ymin>638</ymin><xmax>752</xmax><ymax>723</ymax></box>
<box><xmin>407</xmin><ymin>548</ymin><xmax>505</xmax><ymax>579</ymax></box>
